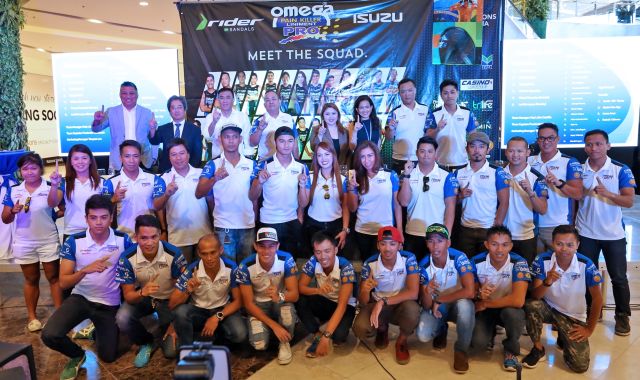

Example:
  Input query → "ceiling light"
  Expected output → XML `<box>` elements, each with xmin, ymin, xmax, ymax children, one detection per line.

<box><xmin>36</xmin><ymin>48</ymin><xmax>46</xmax><ymax>52</ymax></box>
<box><xmin>139</xmin><ymin>1</ymin><xmax>149</xmax><ymax>6</ymax></box>
<box><xmin>87</xmin><ymin>19</ymin><xmax>103</xmax><ymax>24</ymax></box>
<box><xmin>162</xmin><ymin>30</ymin><xmax>176</xmax><ymax>35</ymax></box>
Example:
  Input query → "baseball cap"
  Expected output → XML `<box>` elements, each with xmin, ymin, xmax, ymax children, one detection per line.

<box><xmin>425</xmin><ymin>223</ymin><xmax>450</xmax><ymax>240</ymax></box>
<box><xmin>377</xmin><ymin>226</ymin><xmax>403</xmax><ymax>243</ymax></box>
<box><xmin>466</xmin><ymin>131</ymin><xmax>490</xmax><ymax>146</ymax></box>
<box><xmin>256</xmin><ymin>227</ymin><xmax>278</xmax><ymax>243</ymax></box>
<box><xmin>220</xmin><ymin>123</ymin><xmax>242</xmax><ymax>134</ymax></box>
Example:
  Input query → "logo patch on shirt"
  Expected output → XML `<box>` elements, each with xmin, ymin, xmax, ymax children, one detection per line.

<box><xmin>158</xmin><ymin>262</ymin><xmax>169</xmax><ymax>269</ymax></box>
<box><xmin>141</xmin><ymin>182</ymin><xmax>151</xmax><ymax>187</ymax></box>
<box><xmin>517</xmin><ymin>272</ymin><xmax>524</xmax><ymax>279</ymax></box>
<box><xmin>480</xmin><ymin>174</ymin><xmax>490</xmax><ymax>179</ymax></box>
<box><xmin>630</xmin><ymin>179</ymin><xmax>636</xmax><ymax>185</ymax></box>
<box><xmin>573</xmin><ymin>172</ymin><xmax>580</xmax><ymax>179</ymax></box>
<box><xmin>594</xmin><ymin>275</ymin><xmax>601</xmax><ymax>282</ymax></box>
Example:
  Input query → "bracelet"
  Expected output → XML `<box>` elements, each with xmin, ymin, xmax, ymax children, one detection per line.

<box><xmin>322</xmin><ymin>330</ymin><xmax>333</xmax><ymax>339</ymax></box>
<box><xmin>543</xmin><ymin>280</ymin><xmax>552</xmax><ymax>287</ymax></box>
<box><xmin>556</xmin><ymin>179</ymin><xmax>566</xmax><ymax>189</ymax></box>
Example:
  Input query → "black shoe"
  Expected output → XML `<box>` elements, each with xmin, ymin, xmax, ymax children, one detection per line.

<box><xmin>433</xmin><ymin>329</ymin><xmax>448</xmax><ymax>350</ymax></box>
<box><xmin>615</xmin><ymin>314</ymin><xmax>631</xmax><ymax>336</ymax></box>
<box><xmin>556</xmin><ymin>336</ymin><xmax>565</xmax><ymax>351</ymax></box>
<box><xmin>522</xmin><ymin>345</ymin><xmax>546</xmax><ymax>368</ymax></box>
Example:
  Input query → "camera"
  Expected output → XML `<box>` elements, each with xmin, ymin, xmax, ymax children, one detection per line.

<box><xmin>173</xmin><ymin>342</ymin><xmax>230</xmax><ymax>380</ymax></box>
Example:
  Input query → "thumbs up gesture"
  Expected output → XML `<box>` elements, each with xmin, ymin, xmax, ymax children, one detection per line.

<box><xmin>544</xmin><ymin>262</ymin><xmax>561</xmax><ymax>286</ymax></box>
<box><xmin>593</xmin><ymin>176</ymin><xmax>610</xmax><ymax>198</ymax></box>
<box><xmin>166</xmin><ymin>175</ymin><xmax>179</xmax><ymax>197</ymax></box>
<box><xmin>459</xmin><ymin>180</ymin><xmax>473</xmax><ymax>198</ymax></box>
<box><xmin>113</xmin><ymin>181</ymin><xmax>127</xmax><ymax>202</ymax></box>
<box><xmin>186</xmin><ymin>276</ymin><xmax>202</xmax><ymax>294</ymax></box>
<box><xmin>11</xmin><ymin>199</ymin><xmax>24</xmax><ymax>214</ymax></box>
<box><xmin>214</xmin><ymin>158</ymin><xmax>229</xmax><ymax>182</ymax></box>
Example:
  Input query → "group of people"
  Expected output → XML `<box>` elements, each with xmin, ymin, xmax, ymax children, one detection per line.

<box><xmin>0</xmin><ymin>76</ymin><xmax>635</xmax><ymax>379</ymax></box>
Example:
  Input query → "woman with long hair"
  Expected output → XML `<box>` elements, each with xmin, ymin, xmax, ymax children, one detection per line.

<box><xmin>2</xmin><ymin>152</ymin><xmax>62</xmax><ymax>332</ymax></box>
<box><xmin>346</xmin><ymin>141</ymin><xmax>402</xmax><ymax>259</ymax></box>
<box><xmin>310</xmin><ymin>103</ymin><xmax>350</xmax><ymax>165</ymax></box>
<box><xmin>301</xmin><ymin>142</ymin><xmax>350</xmax><ymax>254</ymax></box>
<box><xmin>349</xmin><ymin>95</ymin><xmax>383</xmax><ymax>150</ymax></box>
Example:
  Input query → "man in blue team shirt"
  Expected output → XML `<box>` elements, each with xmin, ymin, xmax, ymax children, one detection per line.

<box><xmin>42</xmin><ymin>195</ymin><xmax>132</xmax><ymax>380</ymax></box>
<box><xmin>169</xmin><ymin>234</ymin><xmax>246</xmax><ymax>348</ymax></box>
<box><xmin>297</xmin><ymin>232</ymin><xmax>357</xmax><ymax>358</ymax></box>
<box><xmin>470</xmin><ymin>225</ymin><xmax>530</xmax><ymax>371</ymax></box>
<box><xmin>416</xmin><ymin>223</ymin><xmax>476</xmax><ymax>374</ymax></box>
<box><xmin>235</xmin><ymin>227</ymin><xmax>299</xmax><ymax>365</ymax></box>
<box><xmin>352</xmin><ymin>226</ymin><xmax>420</xmax><ymax>365</ymax></box>
<box><xmin>522</xmin><ymin>225</ymin><xmax>603</xmax><ymax>373</ymax></box>
<box><xmin>115</xmin><ymin>215</ymin><xmax>187</xmax><ymax>368</ymax></box>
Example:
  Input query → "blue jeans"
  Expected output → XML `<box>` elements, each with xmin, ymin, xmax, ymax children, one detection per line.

<box><xmin>247</xmin><ymin>301</ymin><xmax>296</xmax><ymax>350</ymax></box>
<box><xmin>417</xmin><ymin>298</ymin><xmax>475</xmax><ymax>354</ymax></box>
<box><xmin>172</xmin><ymin>304</ymin><xmax>246</xmax><ymax>347</ymax></box>
<box><xmin>214</xmin><ymin>227</ymin><xmax>255</xmax><ymax>265</ymax></box>
<box><xmin>116</xmin><ymin>298</ymin><xmax>173</xmax><ymax>351</ymax></box>
<box><xmin>471</xmin><ymin>307</ymin><xmax>524</xmax><ymax>355</ymax></box>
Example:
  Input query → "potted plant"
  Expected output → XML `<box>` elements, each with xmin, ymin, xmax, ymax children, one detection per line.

<box><xmin>514</xmin><ymin>0</ymin><xmax>549</xmax><ymax>38</ymax></box>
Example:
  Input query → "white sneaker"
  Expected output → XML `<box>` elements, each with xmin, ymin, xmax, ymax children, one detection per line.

<box><xmin>278</xmin><ymin>342</ymin><xmax>292</xmax><ymax>365</ymax></box>
<box><xmin>27</xmin><ymin>319</ymin><xmax>42</xmax><ymax>332</ymax></box>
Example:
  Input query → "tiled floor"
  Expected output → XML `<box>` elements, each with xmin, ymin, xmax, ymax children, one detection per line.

<box><xmin>0</xmin><ymin>196</ymin><xmax>638</xmax><ymax>379</ymax></box>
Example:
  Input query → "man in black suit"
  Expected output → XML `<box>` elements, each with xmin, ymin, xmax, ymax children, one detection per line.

<box><xmin>150</xmin><ymin>95</ymin><xmax>203</xmax><ymax>172</ymax></box>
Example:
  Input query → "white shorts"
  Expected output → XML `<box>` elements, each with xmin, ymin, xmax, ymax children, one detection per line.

<box><xmin>11</xmin><ymin>240</ymin><xmax>60</xmax><ymax>265</ymax></box>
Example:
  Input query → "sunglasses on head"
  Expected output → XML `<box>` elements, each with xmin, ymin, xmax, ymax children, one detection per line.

<box><xmin>322</xmin><ymin>184</ymin><xmax>330</xmax><ymax>200</ymax></box>
<box><xmin>423</xmin><ymin>176</ymin><xmax>430</xmax><ymax>192</ymax></box>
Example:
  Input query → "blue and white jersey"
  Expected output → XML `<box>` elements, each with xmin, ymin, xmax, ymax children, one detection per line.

<box><xmin>503</xmin><ymin>165</ymin><xmax>548</xmax><ymax>240</ymax></box>
<box><xmin>61</xmin><ymin>228</ymin><xmax>132</xmax><ymax>306</ymax></box>
<box><xmin>454</xmin><ymin>161</ymin><xmax>510</xmax><ymax>229</ymax></box>
<box><xmin>302</xmin><ymin>255</ymin><xmax>356</xmax><ymax>305</ymax></box>
<box><xmin>471</xmin><ymin>252</ymin><xmax>531</xmax><ymax>300</ymax></box>
<box><xmin>532</xmin><ymin>251</ymin><xmax>602</xmax><ymax>322</ymax></box>
<box><xmin>419</xmin><ymin>248</ymin><xmax>473</xmax><ymax>297</ymax></box>
<box><xmin>576</xmin><ymin>157</ymin><xmax>636</xmax><ymax>240</ymax></box>
<box><xmin>202</xmin><ymin>109</ymin><xmax>253</xmax><ymax>156</ymax></box>
<box><xmin>361</xmin><ymin>251</ymin><xmax>419</xmax><ymax>298</ymax></box>
<box><xmin>115</xmin><ymin>241</ymin><xmax>187</xmax><ymax>300</ymax></box>
<box><xmin>2</xmin><ymin>179</ymin><xmax>58</xmax><ymax>243</ymax></box>
<box><xmin>387</xmin><ymin>102</ymin><xmax>429</xmax><ymax>161</ymax></box>
<box><xmin>527</xmin><ymin>150</ymin><xmax>583</xmax><ymax>228</ymax></box>
<box><xmin>426</xmin><ymin>105</ymin><xmax>476</xmax><ymax>166</ymax></box>
<box><xmin>350</xmin><ymin>169</ymin><xmax>400</xmax><ymax>235</ymax></box>
<box><xmin>102</xmin><ymin>168</ymin><xmax>163</xmax><ymax>237</ymax></box>
<box><xmin>250</xmin><ymin>111</ymin><xmax>296</xmax><ymax>159</ymax></box>
<box><xmin>404</xmin><ymin>165</ymin><xmax>458</xmax><ymax>237</ymax></box>
<box><xmin>0</xmin><ymin>177</ymin><xmax>15</xmax><ymax>258</ymax></box>
<box><xmin>175</xmin><ymin>258</ymin><xmax>237</xmax><ymax>310</ymax></box>
<box><xmin>59</xmin><ymin>177</ymin><xmax>106</xmax><ymax>235</ymax></box>
<box><xmin>201</xmin><ymin>154</ymin><xmax>257</xmax><ymax>229</ymax></box>
<box><xmin>235</xmin><ymin>251</ymin><xmax>298</xmax><ymax>303</ymax></box>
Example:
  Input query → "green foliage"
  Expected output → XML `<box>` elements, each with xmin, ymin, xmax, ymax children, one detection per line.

<box><xmin>0</xmin><ymin>0</ymin><xmax>28</xmax><ymax>151</ymax></box>
<box><xmin>513</xmin><ymin>0</ymin><xmax>549</xmax><ymax>20</ymax></box>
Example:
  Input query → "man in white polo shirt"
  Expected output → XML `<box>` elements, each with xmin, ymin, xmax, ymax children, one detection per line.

<box><xmin>470</xmin><ymin>225</ymin><xmax>530</xmax><ymax>372</ymax></box>
<box><xmin>153</xmin><ymin>138</ymin><xmax>213</xmax><ymax>263</ymax></box>
<box><xmin>249</xmin><ymin>90</ymin><xmax>298</xmax><ymax>160</ymax></box>
<box><xmin>522</xmin><ymin>225</ymin><xmax>602</xmax><ymax>373</ymax></box>
<box><xmin>102</xmin><ymin>140</ymin><xmax>164</xmax><ymax>238</ymax></box>
<box><xmin>398</xmin><ymin>136</ymin><xmax>458</xmax><ymax>259</ymax></box>
<box><xmin>453</xmin><ymin>131</ymin><xmax>510</xmax><ymax>257</ymax></box>
<box><xmin>385</xmin><ymin>78</ymin><xmax>429</xmax><ymax>174</ymax></box>
<box><xmin>203</xmin><ymin>88</ymin><xmax>253</xmax><ymax>158</ymax></box>
<box><xmin>169</xmin><ymin>234</ymin><xmax>246</xmax><ymax>348</ymax></box>
<box><xmin>41</xmin><ymin>195</ymin><xmax>132</xmax><ymax>380</ymax></box>
<box><xmin>426</xmin><ymin>79</ymin><xmax>477</xmax><ymax>171</ymax></box>
<box><xmin>250</xmin><ymin>126</ymin><xmax>310</xmax><ymax>259</ymax></box>
<box><xmin>416</xmin><ymin>223</ymin><xmax>475</xmax><ymax>374</ymax></box>
<box><xmin>235</xmin><ymin>228</ymin><xmax>299</xmax><ymax>365</ymax></box>
<box><xmin>115</xmin><ymin>215</ymin><xmax>187</xmax><ymax>368</ymax></box>
<box><xmin>527</xmin><ymin>123</ymin><xmax>583</xmax><ymax>252</ymax></box>
<box><xmin>353</xmin><ymin>226</ymin><xmax>420</xmax><ymax>365</ymax></box>
<box><xmin>504</xmin><ymin>136</ymin><xmax>548</xmax><ymax>264</ymax></box>
<box><xmin>576</xmin><ymin>129</ymin><xmax>636</xmax><ymax>336</ymax></box>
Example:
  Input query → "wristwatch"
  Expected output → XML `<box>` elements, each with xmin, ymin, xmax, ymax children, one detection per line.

<box><xmin>322</xmin><ymin>330</ymin><xmax>333</xmax><ymax>339</ymax></box>
<box><xmin>215</xmin><ymin>311</ymin><xmax>225</xmax><ymax>321</ymax></box>
<box><xmin>342</xmin><ymin>227</ymin><xmax>350</xmax><ymax>234</ymax></box>
<box><xmin>382</xmin><ymin>297</ymin><xmax>389</xmax><ymax>306</ymax></box>
<box><xmin>556</xmin><ymin>179</ymin><xmax>566</xmax><ymax>189</ymax></box>
<box><xmin>278</xmin><ymin>291</ymin><xmax>286</xmax><ymax>304</ymax></box>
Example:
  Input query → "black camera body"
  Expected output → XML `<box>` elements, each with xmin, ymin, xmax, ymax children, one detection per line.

<box><xmin>174</xmin><ymin>342</ymin><xmax>231</xmax><ymax>380</ymax></box>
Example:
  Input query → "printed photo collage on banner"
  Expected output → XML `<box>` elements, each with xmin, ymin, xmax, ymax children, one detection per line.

<box><xmin>195</xmin><ymin>67</ymin><xmax>406</xmax><ymax>160</ymax></box>
<box><xmin>432</xmin><ymin>0</ymin><xmax>484</xmax><ymax>65</ymax></box>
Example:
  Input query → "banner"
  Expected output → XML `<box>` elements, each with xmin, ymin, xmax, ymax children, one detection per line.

<box><xmin>23</xmin><ymin>73</ymin><xmax>58</xmax><ymax>159</ymax></box>
<box><xmin>180</xmin><ymin>0</ymin><xmax>503</xmax><ymax>154</ymax></box>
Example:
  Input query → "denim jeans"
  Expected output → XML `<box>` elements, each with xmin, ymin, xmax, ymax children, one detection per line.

<box><xmin>116</xmin><ymin>298</ymin><xmax>173</xmax><ymax>356</ymax></box>
<box><xmin>261</xmin><ymin>220</ymin><xmax>302</xmax><ymax>259</ymax></box>
<box><xmin>353</xmin><ymin>300</ymin><xmax>420</xmax><ymax>339</ymax></box>
<box><xmin>471</xmin><ymin>307</ymin><xmax>524</xmax><ymax>355</ymax></box>
<box><xmin>172</xmin><ymin>304</ymin><xmax>247</xmax><ymax>347</ymax></box>
<box><xmin>214</xmin><ymin>227</ymin><xmax>255</xmax><ymax>265</ymax></box>
<box><xmin>417</xmin><ymin>298</ymin><xmax>475</xmax><ymax>354</ymax></box>
<box><xmin>247</xmin><ymin>301</ymin><xmax>297</xmax><ymax>350</ymax></box>
<box><xmin>296</xmin><ymin>294</ymin><xmax>356</xmax><ymax>343</ymax></box>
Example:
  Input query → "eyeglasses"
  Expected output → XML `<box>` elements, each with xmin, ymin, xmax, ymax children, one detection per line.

<box><xmin>423</xmin><ymin>176</ymin><xmax>430</xmax><ymax>192</ymax></box>
<box><xmin>24</xmin><ymin>197</ymin><xmax>31</xmax><ymax>213</ymax></box>
<box><xmin>537</xmin><ymin>135</ymin><xmax>557</xmax><ymax>143</ymax></box>
<box><xmin>322</xmin><ymin>184</ymin><xmax>330</xmax><ymax>200</ymax></box>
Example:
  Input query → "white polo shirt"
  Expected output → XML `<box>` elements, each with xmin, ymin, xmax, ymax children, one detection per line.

<box><xmin>61</xmin><ymin>228</ymin><xmax>133</xmax><ymax>306</ymax></box>
<box><xmin>155</xmin><ymin>166</ymin><xmax>213</xmax><ymax>246</ymax></box>
<box><xmin>527</xmin><ymin>151</ymin><xmax>583</xmax><ymax>228</ymax></box>
<box><xmin>235</xmin><ymin>251</ymin><xmax>298</xmax><ymax>303</ymax></box>
<box><xmin>404</xmin><ymin>166</ymin><xmax>458</xmax><ymax>237</ymax></box>
<box><xmin>532</xmin><ymin>251</ymin><xmax>602</xmax><ymax>322</ymax></box>
<box><xmin>250</xmin><ymin>112</ymin><xmax>296</xmax><ymax>159</ymax></box>
<box><xmin>361</xmin><ymin>251</ymin><xmax>419</xmax><ymax>298</ymax></box>
<box><xmin>503</xmin><ymin>165</ymin><xmax>549</xmax><ymax>240</ymax></box>
<box><xmin>2</xmin><ymin>179</ymin><xmax>59</xmax><ymax>243</ymax></box>
<box><xmin>576</xmin><ymin>157</ymin><xmax>636</xmax><ymax>240</ymax></box>
<box><xmin>426</xmin><ymin>105</ymin><xmax>477</xmax><ymax>167</ymax></box>
<box><xmin>387</xmin><ymin>102</ymin><xmax>429</xmax><ymax>161</ymax></box>
<box><xmin>116</xmin><ymin>241</ymin><xmax>187</xmax><ymax>300</ymax></box>
<box><xmin>103</xmin><ymin>168</ymin><xmax>163</xmax><ymax>237</ymax></box>
<box><xmin>308</xmin><ymin>173</ymin><xmax>345</xmax><ymax>222</ymax></box>
<box><xmin>419</xmin><ymin>248</ymin><xmax>473</xmax><ymax>297</ymax></box>
<box><xmin>203</xmin><ymin>109</ymin><xmax>253</xmax><ymax>157</ymax></box>
<box><xmin>60</xmin><ymin>177</ymin><xmax>106</xmax><ymax>235</ymax></box>
<box><xmin>454</xmin><ymin>161</ymin><xmax>510</xmax><ymax>229</ymax></box>
<box><xmin>471</xmin><ymin>252</ymin><xmax>531</xmax><ymax>300</ymax></box>
<box><xmin>301</xmin><ymin>255</ymin><xmax>356</xmax><ymax>306</ymax></box>
<box><xmin>256</xmin><ymin>156</ymin><xmax>309</xmax><ymax>224</ymax></box>
<box><xmin>175</xmin><ymin>258</ymin><xmax>238</xmax><ymax>310</ymax></box>
<box><xmin>351</xmin><ymin>170</ymin><xmax>400</xmax><ymax>235</ymax></box>
<box><xmin>0</xmin><ymin>177</ymin><xmax>15</xmax><ymax>260</ymax></box>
